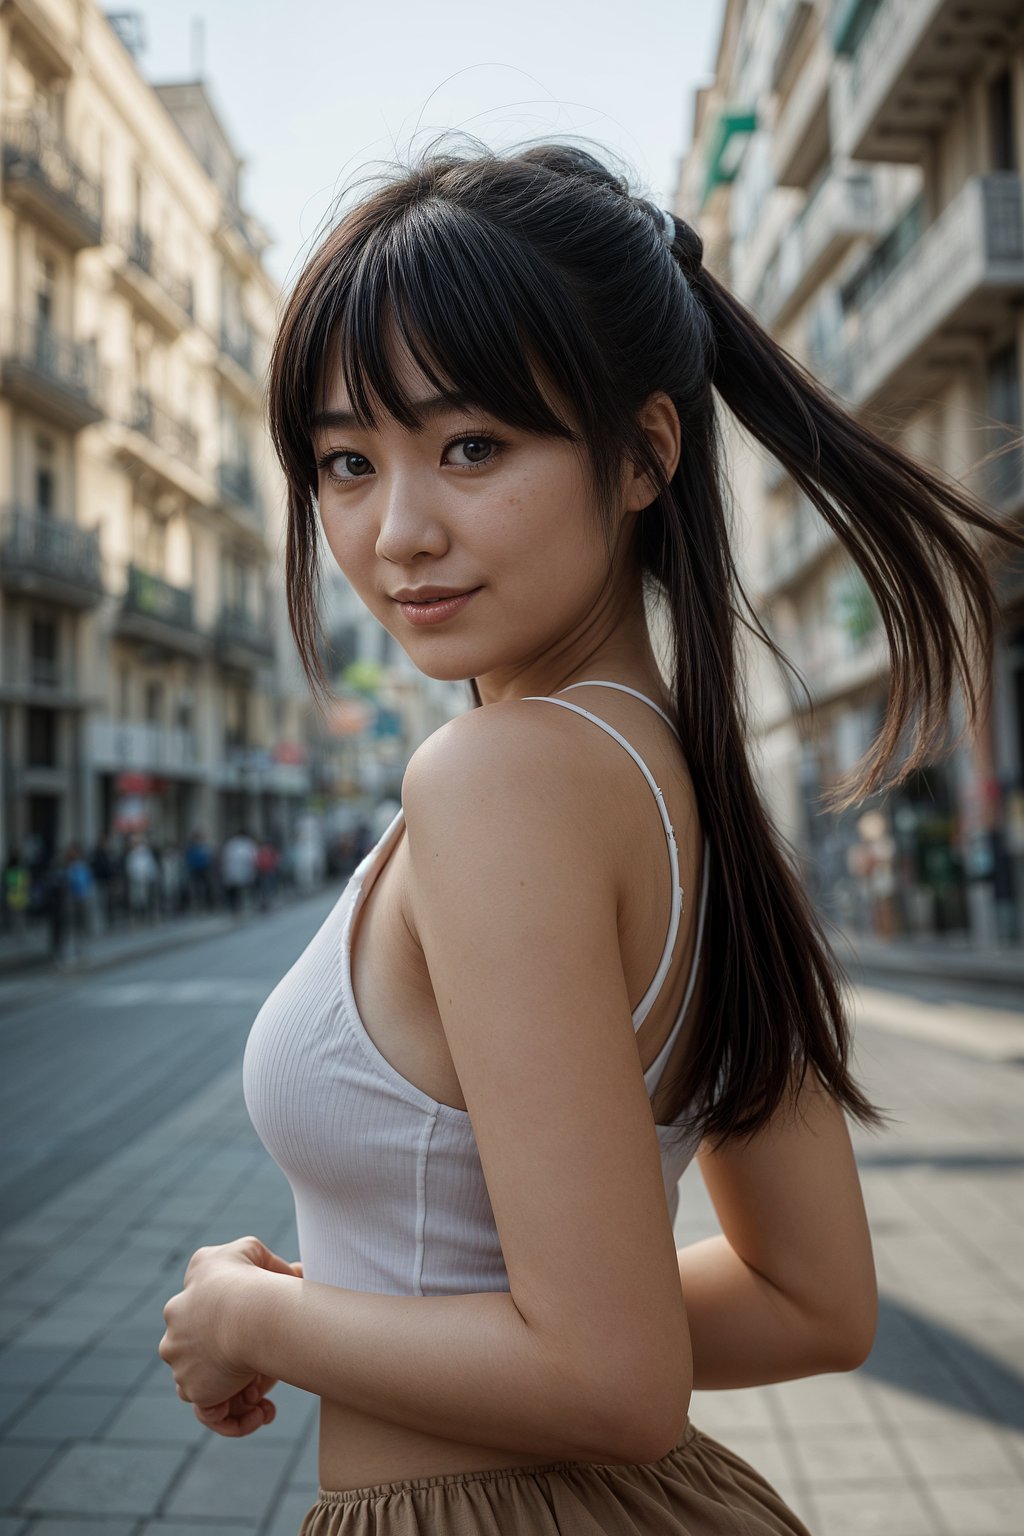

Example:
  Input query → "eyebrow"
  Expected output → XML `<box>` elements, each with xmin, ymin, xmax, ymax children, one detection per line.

<box><xmin>310</xmin><ymin>391</ymin><xmax>477</xmax><ymax>433</ymax></box>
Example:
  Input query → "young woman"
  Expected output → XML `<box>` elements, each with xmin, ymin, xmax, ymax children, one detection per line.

<box><xmin>159</xmin><ymin>139</ymin><xmax>1024</xmax><ymax>1533</ymax></box>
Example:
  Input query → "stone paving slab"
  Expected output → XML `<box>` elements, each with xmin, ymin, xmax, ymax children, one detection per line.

<box><xmin>21</xmin><ymin>1443</ymin><xmax>190</xmax><ymax>1518</ymax></box>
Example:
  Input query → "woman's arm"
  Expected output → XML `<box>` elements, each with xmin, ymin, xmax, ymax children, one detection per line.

<box><xmin>166</xmin><ymin>703</ymin><xmax>692</xmax><ymax>1464</ymax></box>
<box><xmin>229</xmin><ymin>1267</ymin><xmax>649</xmax><ymax>1461</ymax></box>
<box><xmin>677</xmin><ymin>1070</ymin><xmax>878</xmax><ymax>1389</ymax></box>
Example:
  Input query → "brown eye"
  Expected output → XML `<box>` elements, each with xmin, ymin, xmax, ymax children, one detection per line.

<box><xmin>445</xmin><ymin>436</ymin><xmax>504</xmax><ymax>469</ymax></box>
<box><xmin>324</xmin><ymin>453</ymin><xmax>371</xmax><ymax>482</ymax></box>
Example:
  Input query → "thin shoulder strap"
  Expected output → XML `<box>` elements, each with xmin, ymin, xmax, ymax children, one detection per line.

<box><xmin>520</xmin><ymin>689</ymin><xmax>683</xmax><ymax>1031</ymax></box>
<box><xmin>644</xmin><ymin>840</ymin><xmax>710</xmax><ymax>1095</ymax></box>
<box><xmin>555</xmin><ymin>678</ymin><xmax>681</xmax><ymax>737</ymax></box>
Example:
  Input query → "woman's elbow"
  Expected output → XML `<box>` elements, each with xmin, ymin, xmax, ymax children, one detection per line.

<box><xmin>821</xmin><ymin>1283</ymin><xmax>878</xmax><ymax>1372</ymax></box>
<box><xmin>596</xmin><ymin>1361</ymin><xmax>693</xmax><ymax>1466</ymax></box>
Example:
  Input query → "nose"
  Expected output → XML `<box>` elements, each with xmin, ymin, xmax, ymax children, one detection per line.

<box><xmin>374</xmin><ymin>473</ymin><xmax>449</xmax><ymax>565</ymax></box>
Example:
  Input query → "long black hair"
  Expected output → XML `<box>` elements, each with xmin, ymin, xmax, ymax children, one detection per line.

<box><xmin>267</xmin><ymin>135</ymin><xmax>1024</xmax><ymax>1144</ymax></box>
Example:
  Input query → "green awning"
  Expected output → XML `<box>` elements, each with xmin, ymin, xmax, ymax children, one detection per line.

<box><xmin>701</xmin><ymin>108</ymin><xmax>757</xmax><ymax>207</ymax></box>
<box><xmin>831</xmin><ymin>0</ymin><xmax>883</xmax><ymax>58</ymax></box>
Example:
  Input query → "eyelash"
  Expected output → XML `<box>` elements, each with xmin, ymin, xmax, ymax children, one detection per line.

<box><xmin>315</xmin><ymin>432</ymin><xmax>509</xmax><ymax>488</ymax></box>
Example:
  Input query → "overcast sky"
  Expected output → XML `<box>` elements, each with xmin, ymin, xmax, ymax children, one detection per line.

<box><xmin>120</xmin><ymin>0</ymin><xmax>723</xmax><ymax>291</ymax></box>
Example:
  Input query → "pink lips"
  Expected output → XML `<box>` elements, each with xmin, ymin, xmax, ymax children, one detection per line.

<box><xmin>396</xmin><ymin>588</ymin><xmax>481</xmax><ymax>626</ymax></box>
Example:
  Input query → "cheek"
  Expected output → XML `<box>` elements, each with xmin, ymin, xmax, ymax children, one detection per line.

<box><xmin>319</xmin><ymin>506</ymin><xmax>370</xmax><ymax>583</ymax></box>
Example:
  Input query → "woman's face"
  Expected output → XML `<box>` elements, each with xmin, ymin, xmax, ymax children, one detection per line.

<box><xmin>312</xmin><ymin>336</ymin><xmax>668</xmax><ymax>701</ymax></box>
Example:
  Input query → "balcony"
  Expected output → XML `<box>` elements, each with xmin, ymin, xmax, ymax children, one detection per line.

<box><xmin>86</xmin><ymin>717</ymin><xmax>202</xmax><ymax>778</ymax></box>
<box><xmin>818</xmin><ymin>176</ymin><xmax>1024</xmax><ymax>409</ymax></box>
<box><xmin>117</xmin><ymin>564</ymin><xmax>209</xmax><ymax>656</ymax></box>
<box><xmin>110</xmin><ymin>387</ymin><xmax>213</xmax><ymax>505</ymax></box>
<box><xmin>772</xmin><ymin>38</ymin><xmax>831</xmax><ymax>190</ymax></box>
<box><xmin>1</xmin><ymin>115</ymin><xmax>103</xmax><ymax>249</ymax></box>
<box><xmin>832</xmin><ymin>0</ymin><xmax>1022</xmax><ymax>164</ymax></box>
<box><xmin>218</xmin><ymin>459</ymin><xmax>263</xmax><ymax>516</ymax></box>
<box><xmin>126</xmin><ymin>388</ymin><xmax>198</xmax><ymax>460</ymax></box>
<box><xmin>215</xmin><ymin>605</ymin><xmax>274</xmax><ymax>669</ymax></box>
<box><xmin>757</xmin><ymin>170</ymin><xmax>878</xmax><ymax>330</ymax></box>
<box><xmin>111</xmin><ymin>221</ymin><xmax>194</xmax><ymax>336</ymax></box>
<box><xmin>216</xmin><ymin>322</ymin><xmax>264</xmax><ymax>404</ymax></box>
<box><xmin>0</xmin><ymin>505</ymin><xmax>104</xmax><ymax>607</ymax></box>
<box><xmin>0</xmin><ymin>315</ymin><xmax>104</xmax><ymax>430</ymax></box>
<box><xmin>762</xmin><ymin>494</ymin><xmax>838</xmax><ymax>597</ymax></box>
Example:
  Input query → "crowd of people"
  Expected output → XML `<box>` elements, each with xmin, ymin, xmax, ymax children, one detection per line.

<box><xmin>0</xmin><ymin>820</ymin><xmax>377</xmax><ymax>965</ymax></box>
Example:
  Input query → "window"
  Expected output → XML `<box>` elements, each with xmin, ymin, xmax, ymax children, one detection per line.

<box><xmin>986</xmin><ymin>340</ymin><xmax>1023</xmax><ymax>508</ymax></box>
<box><xmin>144</xmin><ymin>681</ymin><xmax>164</xmax><ymax>725</ymax></box>
<box><xmin>989</xmin><ymin>68</ymin><xmax>1017</xmax><ymax>173</ymax></box>
<box><xmin>174</xmin><ymin>687</ymin><xmax>194</xmax><ymax>734</ymax></box>
<box><xmin>26</xmin><ymin>708</ymin><xmax>58</xmax><ymax>767</ymax></box>
<box><xmin>35</xmin><ymin>436</ymin><xmax>55</xmax><ymax>514</ymax></box>
<box><xmin>30</xmin><ymin>619</ymin><xmax>58</xmax><ymax>687</ymax></box>
<box><xmin>36</xmin><ymin>255</ymin><xmax>56</xmax><ymax>329</ymax></box>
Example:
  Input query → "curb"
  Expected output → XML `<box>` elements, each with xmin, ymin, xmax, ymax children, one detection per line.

<box><xmin>0</xmin><ymin>884</ymin><xmax>348</xmax><ymax>982</ymax></box>
<box><xmin>831</xmin><ymin>929</ymin><xmax>1024</xmax><ymax>989</ymax></box>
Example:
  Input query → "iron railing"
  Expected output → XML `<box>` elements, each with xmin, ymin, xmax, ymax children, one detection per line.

<box><xmin>0</xmin><ymin>505</ymin><xmax>103</xmax><ymax>589</ymax></box>
<box><xmin>126</xmin><ymin>388</ymin><xmax>200</xmax><ymax>461</ymax></box>
<box><xmin>1</xmin><ymin>114</ymin><xmax>103</xmax><ymax>241</ymax></box>
<box><xmin>123</xmin><ymin>564</ymin><xmax>195</xmax><ymax>630</ymax></box>
<box><xmin>0</xmin><ymin>314</ymin><xmax>103</xmax><ymax>407</ymax></box>
<box><xmin>116</xmin><ymin>221</ymin><xmax>195</xmax><ymax>318</ymax></box>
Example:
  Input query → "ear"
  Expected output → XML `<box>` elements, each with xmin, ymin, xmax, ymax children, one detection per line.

<box><xmin>621</xmin><ymin>391</ymin><xmax>682</xmax><ymax>513</ymax></box>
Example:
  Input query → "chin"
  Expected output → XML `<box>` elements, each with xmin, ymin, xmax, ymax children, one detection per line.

<box><xmin>407</xmin><ymin>655</ymin><xmax>483</xmax><ymax>684</ymax></box>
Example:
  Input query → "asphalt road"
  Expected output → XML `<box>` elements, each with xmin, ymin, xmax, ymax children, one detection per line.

<box><xmin>0</xmin><ymin>888</ymin><xmax>346</xmax><ymax>1231</ymax></box>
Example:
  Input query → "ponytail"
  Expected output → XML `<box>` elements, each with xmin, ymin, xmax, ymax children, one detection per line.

<box><xmin>688</xmin><ymin>254</ymin><xmax>1018</xmax><ymax>814</ymax></box>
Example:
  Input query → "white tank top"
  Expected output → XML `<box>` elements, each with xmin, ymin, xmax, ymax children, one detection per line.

<box><xmin>243</xmin><ymin>680</ymin><xmax>711</xmax><ymax>1296</ymax></box>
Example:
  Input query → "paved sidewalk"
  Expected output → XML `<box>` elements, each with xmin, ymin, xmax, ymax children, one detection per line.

<box><xmin>0</xmin><ymin>1007</ymin><xmax>1021</xmax><ymax>1532</ymax></box>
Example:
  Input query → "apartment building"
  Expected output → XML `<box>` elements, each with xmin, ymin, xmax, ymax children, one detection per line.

<box><xmin>0</xmin><ymin>0</ymin><xmax>318</xmax><ymax>870</ymax></box>
<box><xmin>676</xmin><ymin>0</ymin><xmax>1024</xmax><ymax>945</ymax></box>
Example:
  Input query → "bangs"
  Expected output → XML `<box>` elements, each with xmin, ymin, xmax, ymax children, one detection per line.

<box><xmin>312</xmin><ymin>201</ymin><xmax>593</xmax><ymax>448</ymax></box>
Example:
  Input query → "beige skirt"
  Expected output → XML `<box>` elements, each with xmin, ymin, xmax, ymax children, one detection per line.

<box><xmin>297</xmin><ymin>1418</ymin><xmax>811</xmax><ymax>1534</ymax></box>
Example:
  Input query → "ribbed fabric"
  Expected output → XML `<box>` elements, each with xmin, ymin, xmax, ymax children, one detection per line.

<box><xmin>243</xmin><ymin>682</ymin><xmax>711</xmax><ymax>1297</ymax></box>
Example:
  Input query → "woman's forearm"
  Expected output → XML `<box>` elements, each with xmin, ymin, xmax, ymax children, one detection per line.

<box><xmin>231</xmin><ymin>1268</ymin><xmax>662</xmax><ymax>1464</ymax></box>
<box><xmin>678</xmin><ymin>1236</ymin><xmax>869</xmax><ymax>1389</ymax></box>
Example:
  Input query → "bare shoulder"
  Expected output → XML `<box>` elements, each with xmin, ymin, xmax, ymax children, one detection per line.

<box><xmin>403</xmin><ymin>699</ymin><xmax>618</xmax><ymax>849</ymax></box>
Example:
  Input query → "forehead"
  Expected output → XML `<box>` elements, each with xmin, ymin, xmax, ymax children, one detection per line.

<box><xmin>320</xmin><ymin>324</ymin><xmax>432</xmax><ymax>415</ymax></box>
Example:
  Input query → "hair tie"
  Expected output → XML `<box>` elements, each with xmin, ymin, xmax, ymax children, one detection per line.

<box><xmin>657</xmin><ymin>206</ymin><xmax>676</xmax><ymax>245</ymax></box>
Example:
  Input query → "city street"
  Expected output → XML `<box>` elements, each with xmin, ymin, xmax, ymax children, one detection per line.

<box><xmin>0</xmin><ymin>894</ymin><xmax>1021</xmax><ymax>1535</ymax></box>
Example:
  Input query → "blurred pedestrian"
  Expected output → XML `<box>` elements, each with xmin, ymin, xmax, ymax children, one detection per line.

<box><xmin>126</xmin><ymin>834</ymin><xmax>159</xmax><ymax>925</ymax></box>
<box><xmin>2</xmin><ymin>848</ymin><xmax>30</xmax><ymax>939</ymax></box>
<box><xmin>185</xmin><ymin>830</ymin><xmax>214</xmax><ymax>913</ymax></box>
<box><xmin>89</xmin><ymin>836</ymin><xmax>116</xmax><ymax>931</ymax></box>
<box><xmin>159</xmin><ymin>840</ymin><xmax>185</xmax><ymax>918</ymax></box>
<box><xmin>221</xmin><ymin>829</ymin><xmax>257</xmax><ymax>916</ymax></box>
<box><xmin>64</xmin><ymin>842</ymin><xmax>95</xmax><ymax>960</ymax></box>
<box><xmin>41</xmin><ymin>853</ymin><xmax>68</xmax><ymax>961</ymax></box>
<box><xmin>255</xmin><ymin>838</ymin><xmax>279</xmax><ymax>912</ymax></box>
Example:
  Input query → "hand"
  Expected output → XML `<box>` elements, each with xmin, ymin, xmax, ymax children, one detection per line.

<box><xmin>193</xmin><ymin>1373</ymin><xmax>282</xmax><ymax>1438</ymax></box>
<box><xmin>159</xmin><ymin>1236</ymin><xmax>302</xmax><ymax>1408</ymax></box>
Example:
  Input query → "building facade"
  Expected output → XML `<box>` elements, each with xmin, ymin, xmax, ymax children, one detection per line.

<box><xmin>0</xmin><ymin>0</ymin><xmax>317</xmax><ymax>872</ymax></box>
<box><xmin>676</xmin><ymin>0</ymin><xmax>1024</xmax><ymax>945</ymax></box>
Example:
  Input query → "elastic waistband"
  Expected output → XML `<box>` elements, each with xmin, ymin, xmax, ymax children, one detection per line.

<box><xmin>313</xmin><ymin>1418</ymin><xmax>701</xmax><ymax>1505</ymax></box>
